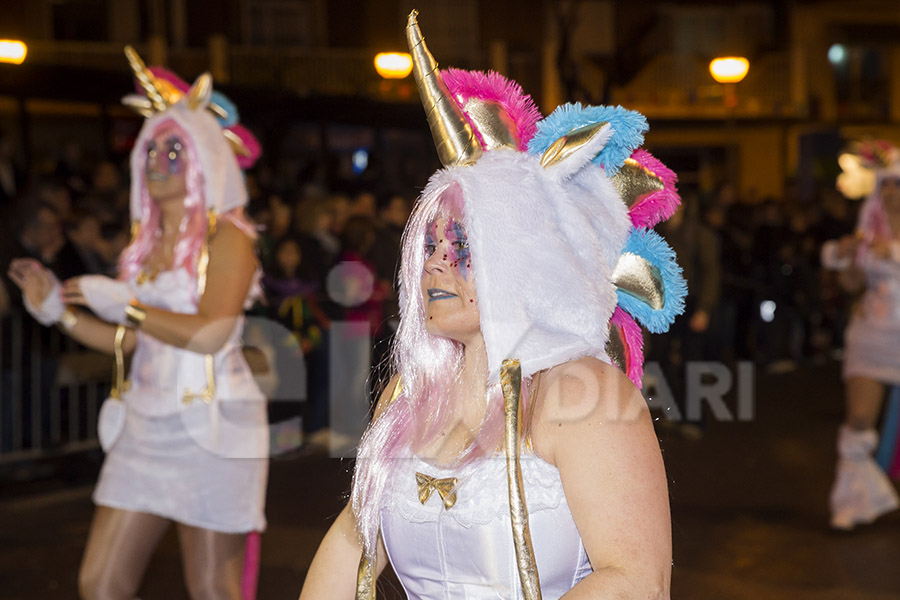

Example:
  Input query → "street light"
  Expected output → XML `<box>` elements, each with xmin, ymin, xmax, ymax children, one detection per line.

<box><xmin>709</xmin><ymin>57</ymin><xmax>749</xmax><ymax>110</ymax></box>
<box><xmin>0</xmin><ymin>40</ymin><xmax>27</xmax><ymax>65</ymax></box>
<box><xmin>709</xmin><ymin>57</ymin><xmax>749</xmax><ymax>84</ymax></box>
<box><xmin>374</xmin><ymin>52</ymin><xmax>413</xmax><ymax>79</ymax></box>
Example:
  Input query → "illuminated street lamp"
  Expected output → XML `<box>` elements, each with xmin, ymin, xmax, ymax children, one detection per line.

<box><xmin>709</xmin><ymin>57</ymin><xmax>748</xmax><ymax>109</ymax></box>
<box><xmin>374</xmin><ymin>52</ymin><xmax>413</xmax><ymax>79</ymax></box>
<box><xmin>0</xmin><ymin>40</ymin><xmax>27</xmax><ymax>65</ymax></box>
<box><xmin>709</xmin><ymin>57</ymin><xmax>749</xmax><ymax>84</ymax></box>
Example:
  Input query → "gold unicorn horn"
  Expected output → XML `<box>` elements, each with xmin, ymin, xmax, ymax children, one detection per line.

<box><xmin>406</xmin><ymin>10</ymin><xmax>483</xmax><ymax>167</ymax></box>
<box><xmin>124</xmin><ymin>45</ymin><xmax>168</xmax><ymax>112</ymax></box>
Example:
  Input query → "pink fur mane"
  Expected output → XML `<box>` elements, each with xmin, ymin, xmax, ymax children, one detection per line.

<box><xmin>442</xmin><ymin>68</ymin><xmax>542</xmax><ymax>151</ymax></box>
<box><xmin>610</xmin><ymin>306</ymin><xmax>644</xmax><ymax>386</ymax></box>
<box><xmin>628</xmin><ymin>149</ymin><xmax>680</xmax><ymax>228</ymax></box>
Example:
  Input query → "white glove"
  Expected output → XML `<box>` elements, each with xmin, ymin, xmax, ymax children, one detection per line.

<box><xmin>78</xmin><ymin>276</ymin><xmax>137</xmax><ymax>324</ymax></box>
<box><xmin>821</xmin><ymin>240</ymin><xmax>851</xmax><ymax>271</ymax></box>
<box><xmin>23</xmin><ymin>275</ymin><xmax>64</xmax><ymax>326</ymax></box>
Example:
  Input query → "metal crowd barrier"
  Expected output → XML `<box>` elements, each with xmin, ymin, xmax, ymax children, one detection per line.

<box><xmin>0</xmin><ymin>309</ymin><xmax>111</xmax><ymax>463</ymax></box>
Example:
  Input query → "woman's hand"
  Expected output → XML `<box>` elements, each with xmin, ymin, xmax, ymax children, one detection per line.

<box><xmin>837</xmin><ymin>234</ymin><xmax>863</xmax><ymax>259</ymax></box>
<box><xmin>62</xmin><ymin>275</ymin><xmax>136</xmax><ymax>324</ymax></box>
<box><xmin>8</xmin><ymin>258</ymin><xmax>64</xmax><ymax>325</ymax></box>
<box><xmin>868</xmin><ymin>236</ymin><xmax>900</xmax><ymax>262</ymax></box>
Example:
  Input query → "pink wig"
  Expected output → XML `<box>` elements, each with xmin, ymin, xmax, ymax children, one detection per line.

<box><xmin>857</xmin><ymin>190</ymin><xmax>893</xmax><ymax>242</ymax></box>
<box><xmin>117</xmin><ymin>118</ymin><xmax>257</xmax><ymax>298</ymax></box>
<box><xmin>118</xmin><ymin>119</ymin><xmax>207</xmax><ymax>285</ymax></box>
<box><xmin>351</xmin><ymin>182</ymin><xmax>532</xmax><ymax>558</ymax></box>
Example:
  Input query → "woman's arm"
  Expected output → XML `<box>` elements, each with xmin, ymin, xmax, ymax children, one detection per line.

<box><xmin>65</xmin><ymin>220</ymin><xmax>257</xmax><ymax>355</ymax></box>
<box><xmin>299</xmin><ymin>375</ymin><xmax>399</xmax><ymax>599</ymax></box>
<box><xmin>58</xmin><ymin>308</ymin><xmax>137</xmax><ymax>355</ymax></box>
<box><xmin>298</xmin><ymin>504</ymin><xmax>388</xmax><ymax>600</ymax></box>
<box><xmin>8</xmin><ymin>258</ymin><xmax>136</xmax><ymax>355</ymax></box>
<box><xmin>532</xmin><ymin>358</ymin><xmax>671</xmax><ymax>599</ymax></box>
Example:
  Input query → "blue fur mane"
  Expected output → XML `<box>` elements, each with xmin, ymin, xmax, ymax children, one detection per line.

<box><xmin>615</xmin><ymin>228</ymin><xmax>686</xmax><ymax>333</ymax></box>
<box><xmin>527</xmin><ymin>103</ymin><xmax>648</xmax><ymax>176</ymax></box>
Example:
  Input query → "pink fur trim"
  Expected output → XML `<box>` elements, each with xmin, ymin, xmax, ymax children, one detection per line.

<box><xmin>628</xmin><ymin>149</ymin><xmax>681</xmax><ymax>228</ymax></box>
<box><xmin>441</xmin><ymin>68</ymin><xmax>542</xmax><ymax>151</ymax></box>
<box><xmin>228</xmin><ymin>123</ymin><xmax>263</xmax><ymax>169</ymax></box>
<box><xmin>611</xmin><ymin>307</ymin><xmax>644</xmax><ymax>386</ymax></box>
<box><xmin>146</xmin><ymin>67</ymin><xmax>190</xmax><ymax>94</ymax></box>
<box><xmin>241</xmin><ymin>531</ymin><xmax>261</xmax><ymax>600</ymax></box>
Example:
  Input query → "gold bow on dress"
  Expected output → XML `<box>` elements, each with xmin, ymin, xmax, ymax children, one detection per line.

<box><xmin>415</xmin><ymin>472</ymin><xmax>458</xmax><ymax>510</ymax></box>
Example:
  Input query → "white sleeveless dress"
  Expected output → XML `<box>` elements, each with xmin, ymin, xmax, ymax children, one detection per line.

<box><xmin>843</xmin><ymin>250</ymin><xmax>900</xmax><ymax>385</ymax></box>
<box><xmin>381</xmin><ymin>452</ymin><xmax>592</xmax><ymax>599</ymax></box>
<box><xmin>92</xmin><ymin>268</ymin><xmax>268</xmax><ymax>533</ymax></box>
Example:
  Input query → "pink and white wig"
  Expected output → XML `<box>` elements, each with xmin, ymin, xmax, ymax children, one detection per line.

<box><xmin>837</xmin><ymin>139</ymin><xmax>900</xmax><ymax>241</ymax></box>
<box><xmin>351</xmin><ymin>43</ymin><xmax>686</xmax><ymax>555</ymax></box>
<box><xmin>118</xmin><ymin>65</ymin><xmax>260</xmax><ymax>289</ymax></box>
<box><xmin>858</xmin><ymin>163</ymin><xmax>900</xmax><ymax>241</ymax></box>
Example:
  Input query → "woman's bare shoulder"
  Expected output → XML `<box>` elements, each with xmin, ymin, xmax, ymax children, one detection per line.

<box><xmin>373</xmin><ymin>373</ymin><xmax>402</xmax><ymax>421</ymax></box>
<box><xmin>532</xmin><ymin>356</ymin><xmax>647</xmax><ymax>465</ymax></box>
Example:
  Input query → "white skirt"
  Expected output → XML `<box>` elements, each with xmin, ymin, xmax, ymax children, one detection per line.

<box><xmin>843</xmin><ymin>317</ymin><xmax>900</xmax><ymax>387</ymax></box>
<box><xmin>92</xmin><ymin>400</ymin><xmax>269</xmax><ymax>533</ymax></box>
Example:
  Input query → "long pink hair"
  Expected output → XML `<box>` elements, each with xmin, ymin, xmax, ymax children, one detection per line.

<box><xmin>117</xmin><ymin>119</ymin><xmax>256</xmax><ymax>292</ymax></box>
<box><xmin>351</xmin><ymin>182</ymin><xmax>532</xmax><ymax>558</ymax></box>
<box><xmin>857</xmin><ymin>184</ymin><xmax>894</xmax><ymax>242</ymax></box>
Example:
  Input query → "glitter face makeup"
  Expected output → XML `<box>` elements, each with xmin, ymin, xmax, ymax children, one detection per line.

<box><xmin>424</xmin><ymin>217</ymin><xmax>472</xmax><ymax>282</ymax></box>
<box><xmin>144</xmin><ymin>121</ymin><xmax>190</xmax><ymax>202</ymax></box>
<box><xmin>421</xmin><ymin>215</ymin><xmax>480</xmax><ymax>343</ymax></box>
<box><xmin>446</xmin><ymin>219</ymin><xmax>471</xmax><ymax>281</ymax></box>
<box><xmin>146</xmin><ymin>135</ymin><xmax>186</xmax><ymax>180</ymax></box>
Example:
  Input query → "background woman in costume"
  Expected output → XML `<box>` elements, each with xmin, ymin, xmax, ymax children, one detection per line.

<box><xmin>8</xmin><ymin>49</ymin><xmax>267</xmax><ymax>599</ymax></box>
<box><xmin>300</xmin><ymin>12</ymin><xmax>684</xmax><ymax>599</ymax></box>
<box><xmin>822</xmin><ymin>140</ymin><xmax>900</xmax><ymax>530</ymax></box>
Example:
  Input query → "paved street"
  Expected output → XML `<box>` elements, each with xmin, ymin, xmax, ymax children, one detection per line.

<box><xmin>2</xmin><ymin>362</ymin><xmax>900</xmax><ymax>599</ymax></box>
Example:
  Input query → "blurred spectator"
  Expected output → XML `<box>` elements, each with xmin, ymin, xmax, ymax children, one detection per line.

<box><xmin>35</xmin><ymin>179</ymin><xmax>73</xmax><ymax>222</ymax></box>
<box><xmin>265</xmin><ymin>236</ymin><xmax>328</xmax><ymax>350</ymax></box>
<box><xmin>54</xmin><ymin>138</ymin><xmax>89</xmax><ymax>199</ymax></box>
<box><xmin>97</xmin><ymin>221</ymin><xmax>130</xmax><ymax>276</ymax></box>
<box><xmin>0</xmin><ymin>277</ymin><xmax>9</xmax><ymax>319</ymax></box>
<box><xmin>326</xmin><ymin>192</ymin><xmax>350</xmax><ymax>237</ymax></box>
<box><xmin>349</xmin><ymin>188</ymin><xmax>377</xmax><ymax>219</ymax></box>
<box><xmin>369</xmin><ymin>193</ymin><xmax>411</xmax><ymax>400</ymax></box>
<box><xmin>257</xmin><ymin>194</ymin><xmax>293</xmax><ymax>271</ymax></box>
<box><xmin>65</xmin><ymin>208</ymin><xmax>106</xmax><ymax>274</ymax></box>
<box><xmin>90</xmin><ymin>160</ymin><xmax>128</xmax><ymax>214</ymax></box>
<box><xmin>0</xmin><ymin>131</ymin><xmax>24</xmax><ymax>206</ymax></box>
<box><xmin>14</xmin><ymin>202</ymin><xmax>87</xmax><ymax>279</ymax></box>
<box><xmin>263</xmin><ymin>236</ymin><xmax>331</xmax><ymax>436</ymax></box>
<box><xmin>293</xmin><ymin>194</ymin><xmax>338</xmax><ymax>287</ymax></box>
<box><xmin>650</xmin><ymin>196</ymin><xmax>721</xmax><ymax>435</ymax></box>
<box><xmin>371</xmin><ymin>192</ymin><xmax>411</xmax><ymax>315</ymax></box>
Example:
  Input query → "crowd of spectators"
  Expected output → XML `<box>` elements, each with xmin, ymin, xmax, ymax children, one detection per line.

<box><xmin>0</xmin><ymin>135</ymin><xmax>414</xmax><ymax>451</ymax></box>
<box><xmin>0</xmin><ymin>132</ymin><xmax>865</xmax><ymax>451</ymax></box>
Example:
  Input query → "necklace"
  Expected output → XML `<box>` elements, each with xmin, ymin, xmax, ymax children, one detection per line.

<box><xmin>138</xmin><ymin>229</ymin><xmax>177</xmax><ymax>284</ymax></box>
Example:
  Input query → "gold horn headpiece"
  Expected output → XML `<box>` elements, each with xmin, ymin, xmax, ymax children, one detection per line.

<box><xmin>406</xmin><ymin>10</ymin><xmax>483</xmax><ymax>167</ymax></box>
<box><xmin>121</xmin><ymin>46</ymin><xmax>253</xmax><ymax>160</ymax></box>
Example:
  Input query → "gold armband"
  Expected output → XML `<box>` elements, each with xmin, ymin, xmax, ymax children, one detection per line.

<box><xmin>124</xmin><ymin>301</ymin><xmax>147</xmax><ymax>328</ymax></box>
<box><xmin>58</xmin><ymin>308</ymin><xmax>79</xmax><ymax>332</ymax></box>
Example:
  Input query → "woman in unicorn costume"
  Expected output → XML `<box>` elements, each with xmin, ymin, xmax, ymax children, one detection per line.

<box><xmin>823</xmin><ymin>141</ymin><xmax>900</xmax><ymax>530</ymax></box>
<box><xmin>9</xmin><ymin>48</ymin><xmax>266</xmax><ymax>599</ymax></box>
<box><xmin>301</xmin><ymin>12</ymin><xmax>685</xmax><ymax>600</ymax></box>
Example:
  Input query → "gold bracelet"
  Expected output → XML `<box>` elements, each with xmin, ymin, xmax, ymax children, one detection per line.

<box><xmin>58</xmin><ymin>308</ymin><xmax>78</xmax><ymax>331</ymax></box>
<box><xmin>124</xmin><ymin>302</ymin><xmax>147</xmax><ymax>328</ymax></box>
